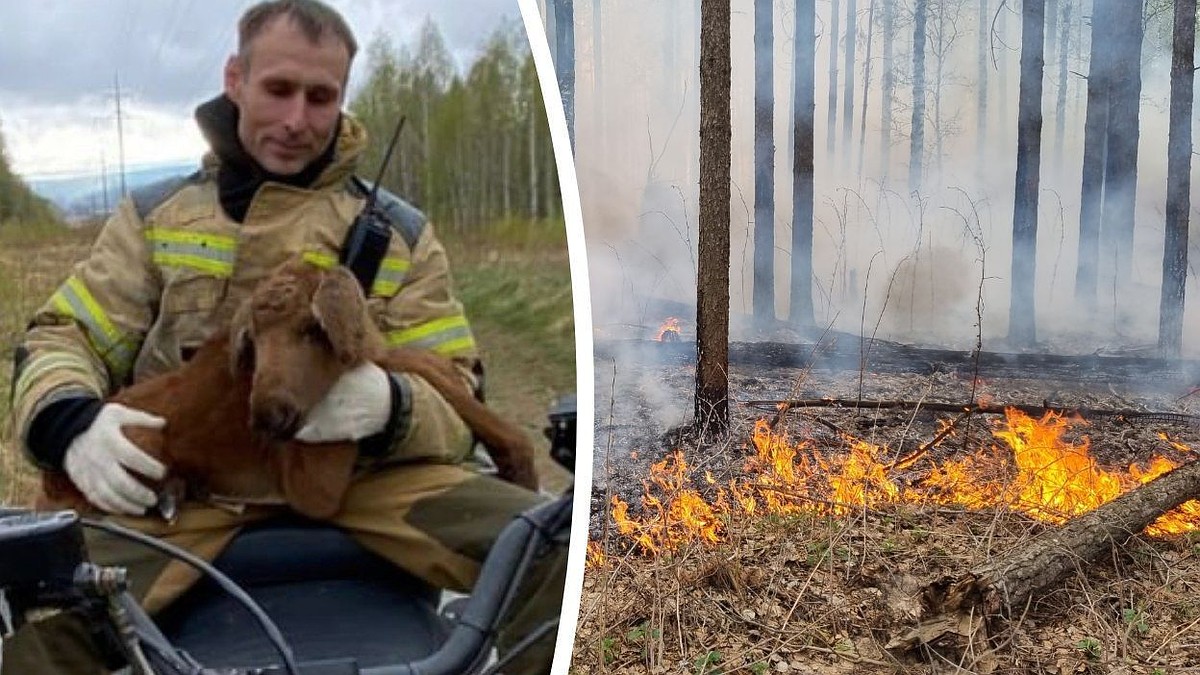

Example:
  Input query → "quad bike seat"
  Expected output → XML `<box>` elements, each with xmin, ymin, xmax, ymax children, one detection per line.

<box><xmin>154</xmin><ymin>516</ymin><xmax>450</xmax><ymax>669</ymax></box>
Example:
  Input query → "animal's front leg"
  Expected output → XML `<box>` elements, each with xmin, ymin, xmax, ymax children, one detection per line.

<box><xmin>120</xmin><ymin>425</ymin><xmax>179</xmax><ymax>520</ymax></box>
<box><xmin>274</xmin><ymin>441</ymin><xmax>359</xmax><ymax>519</ymax></box>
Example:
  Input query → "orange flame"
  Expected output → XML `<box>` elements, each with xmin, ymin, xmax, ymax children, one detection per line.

<box><xmin>585</xmin><ymin>541</ymin><xmax>606</xmax><ymax>568</ymax></box>
<box><xmin>992</xmin><ymin>410</ymin><xmax>1121</xmax><ymax>522</ymax></box>
<box><xmin>602</xmin><ymin>408</ymin><xmax>1200</xmax><ymax>556</ymax></box>
<box><xmin>610</xmin><ymin>452</ymin><xmax>725</xmax><ymax>553</ymax></box>
<box><xmin>1159</xmin><ymin>431</ymin><xmax>1193</xmax><ymax>454</ymax></box>
<box><xmin>654</xmin><ymin>317</ymin><xmax>681</xmax><ymax>341</ymax></box>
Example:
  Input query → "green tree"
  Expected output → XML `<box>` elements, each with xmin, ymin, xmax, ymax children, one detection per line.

<box><xmin>0</xmin><ymin>118</ymin><xmax>61</xmax><ymax>227</ymax></box>
<box><xmin>347</xmin><ymin>18</ymin><xmax>559</xmax><ymax>232</ymax></box>
<box><xmin>414</xmin><ymin>17</ymin><xmax>455</xmax><ymax>210</ymax></box>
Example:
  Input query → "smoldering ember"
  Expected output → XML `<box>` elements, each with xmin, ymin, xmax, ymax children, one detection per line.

<box><xmin>548</xmin><ymin>0</ymin><xmax>1200</xmax><ymax>671</ymax></box>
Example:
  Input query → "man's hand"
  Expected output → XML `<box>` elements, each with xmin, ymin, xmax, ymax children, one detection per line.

<box><xmin>63</xmin><ymin>402</ymin><xmax>167</xmax><ymax>515</ymax></box>
<box><xmin>296</xmin><ymin>361</ymin><xmax>392</xmax><ymax>443</ymax></box>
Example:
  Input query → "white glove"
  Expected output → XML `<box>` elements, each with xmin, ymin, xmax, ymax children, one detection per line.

<box><xmin>64</xmin><ymin>402</ymin><xmax>167</xmax><ymax>515</ymax></box>
<box><xmin>295</xmin><ymin>362</ymin><xmax>392</xmax><ymax>443</ymax></box>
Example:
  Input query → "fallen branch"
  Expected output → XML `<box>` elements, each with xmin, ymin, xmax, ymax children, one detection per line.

<box><xmin>889</xmin><ymin>458</ymin><xmax>1200</xmax><ymax>652</ymax></box>
<box><xmin>741</xmin><ymin>397</ymin><xmax>1200</xmax><ymax>428</ymax></box>
<box><xmin>808</xmin><ymin>416</ymin><xmax>848</xmax><ymax>437</ymax></box>
<box><xmin>890</xmin><ymin>410</ymin><xmax>971</xmax><ymax>471</ymax></box>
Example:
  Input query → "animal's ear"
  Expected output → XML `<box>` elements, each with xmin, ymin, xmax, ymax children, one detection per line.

<box><xmin>276</xmin><ymin>442</ymin><xmax>357</xmax><ymax>519</ymax></box>
<box><xmin>311</xmin><ymin>266</ymin><xmax>369</xmax><ymax>365</ymax></box>
<box><xmin>228</xmin><ymin>300</ymin><xmax>256</xmax><ymax>375</ymax></box>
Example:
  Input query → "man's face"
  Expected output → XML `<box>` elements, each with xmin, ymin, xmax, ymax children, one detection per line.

<box><xmin>224</xmin><ymin>16</ymin><xmax>350</xmax><ymax>175</ymax></box>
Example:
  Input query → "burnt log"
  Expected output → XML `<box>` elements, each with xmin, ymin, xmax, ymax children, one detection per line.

<box><xmin>890</xmin><ymin>458</ymin><xmax>1200</xmax><ymax>652</ymax></box>
<box><xmin>593</xmin><ymin>336</ymin><xmax>1200</xmax><ymax>387</ymax></box>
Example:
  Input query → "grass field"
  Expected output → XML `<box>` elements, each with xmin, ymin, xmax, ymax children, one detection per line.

<box><xmin>445</xmin><ymin>221</ymin><xmax>578</xmax><ymax>491</ymax></box>
<box><xmin>0</xmin><ymin>223</ymin><xmax>100</xmax><ymax>502</ymax></box>
<box><xmin>0</xmin><ymin>218</ymin><xmax>577</xmax><ymax>504</ymax></box>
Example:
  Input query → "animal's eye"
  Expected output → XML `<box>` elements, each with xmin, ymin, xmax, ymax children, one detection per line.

<box><xmin>300</xmin><ymin>320</ymin><xmax>329</xmax><ymax>345</ymax></box>
<box><xmin>236</xmin><ymin>340</ymin><xmax>256</xmax><ymax>374</ymax></box>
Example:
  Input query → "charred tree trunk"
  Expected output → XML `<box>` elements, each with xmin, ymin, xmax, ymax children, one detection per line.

<box><xmin>696</xmin><ymin>0</ymin><xmax>731</xmax><ymax>433</ymax></box>
<box><xmin>857</xmin><ymin>0</ymin><xmax>877</xmax><ymax>176</ymax></box>
<box><xmin>977</xmin><ymin>0</ymin><xmax>989</xmax><ymax>162</ymax></box>
<box><xmin>1008</xmin><ymin>0</ymin><xmax>1045</xmax><ymax>348</ymax></box>
<box><xmin>931</xmin><ymin>0</ymin><xmax>948</xmax><ymax>176</ymax></box>
<box><xmin>791</xmin><ymin>0</ymin><xmax>816</xmax><ymax>330</ymax></box>
<box><xmin>1100</xmin><ymin>0</ymin><xmax>1142</xmax><ymax>292</ymax></box>
<box><xmin>827</xmin><ymin>0</ymin><xmax>841</xmax><ymax>157</ymax></box>
<box><xmin>1046</xmin><ymin>0</ymin><xmax>1059</xmax><ymax>70</ymax></box>
<box><xmin>553</xmin><ymin>0</ymin><xmax>575</xmax><ymax>151</ymax></box>
<box><xmin>880</xmin><ymin>0</ymin><xmax>895</xmax><ymax>181</ymax></box>
<box><xmin>1075</xmin><ymin>0</ymin><xmax>1116</xmax><ymax>309</ymax></box>
<box><xmin>1053</xmin><ymin>0</ymin><xmax>1071</xmax><ymax>171</ymax></box>
<box><xmin>908</xmin><ymin>0</ymin><xmax>929</xmax><ymax>193</ymax></box>
<box><xmin>753</xmin><ymin>0</ymin><xmax>775</xmax><ymax>323</ymax></box>
<box><xmin>996</xmin><ymin>1</ymin><xmax>1010</xmax><ymax>142</ymax></box>
<box><xmin>891</xmin><ymin>458</ymin><xmax>1200</xmax><ymax>655</ymax></box>
<box><xmin>842</xmin><ymin>0</ymin><xmax>858</xmax><ymax>158</ymax></box>
<box><xmin>1158</xmin><ymin>0</ymin><xmax>1195</xmax><ymax>357</ymax></box>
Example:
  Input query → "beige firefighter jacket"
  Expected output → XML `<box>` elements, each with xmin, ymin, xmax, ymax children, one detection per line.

<box><xmin>13</xmin><ymin>114</ymin><xmax>477</xmax><ymax>470</ymax></box>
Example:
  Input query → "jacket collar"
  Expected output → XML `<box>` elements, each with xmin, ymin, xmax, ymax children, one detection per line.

<box><xmin>194</xmin><ymin>94</ymin><xmax>368</xmax><ymax>191</ymax></box>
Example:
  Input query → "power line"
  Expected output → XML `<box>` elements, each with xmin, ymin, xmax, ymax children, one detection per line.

<box><xmin>152</xmin><ymin>0</ymin><xmax>187</xmax><ymax>71</ymax></box>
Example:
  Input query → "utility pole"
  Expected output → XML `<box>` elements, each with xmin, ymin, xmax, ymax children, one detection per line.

<box><xmin>100</xmin><ymin>150</ymin><xmax>110</xmax><ymax>215</ymax></box>
<box><xmin>115</xmin><ymin>72</ymin><xmax>127</xmax><ymax>198</ymax></box>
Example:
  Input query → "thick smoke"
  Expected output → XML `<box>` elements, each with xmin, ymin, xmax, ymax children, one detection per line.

<box><xmin>570</xmin><ymin>0</ymin><xmax>1199</xmax><ymax>357</ymax></box>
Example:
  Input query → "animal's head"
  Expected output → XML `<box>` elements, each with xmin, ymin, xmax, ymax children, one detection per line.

<box><xmin>229</xmin><ymin>258</ymin><xmax>380</xmax><ymax>439</ymax></box>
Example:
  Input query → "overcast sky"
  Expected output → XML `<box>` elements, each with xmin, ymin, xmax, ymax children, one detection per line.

<box><xmin>0</xmin><ymin>0</ymin><xmax>526</xmax><ymax>178</ymax></box>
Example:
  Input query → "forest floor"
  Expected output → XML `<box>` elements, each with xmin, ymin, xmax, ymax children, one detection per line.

<box><xmin>576</xmin><ymin>340</ymin><xmax>1200</xmax><ymax>674</ymax></box>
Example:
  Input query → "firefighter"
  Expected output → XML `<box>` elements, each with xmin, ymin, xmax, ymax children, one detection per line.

<box><xmin>4</xmin><ymin>1</ymin><xmax>565</xmax><ymax>673</ymax></box>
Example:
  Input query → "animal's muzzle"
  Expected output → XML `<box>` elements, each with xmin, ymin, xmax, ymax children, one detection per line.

<box><xmin>252</xmin><ymin>396</ymin><xmax>303</xmax><ymax>440</ymax></box>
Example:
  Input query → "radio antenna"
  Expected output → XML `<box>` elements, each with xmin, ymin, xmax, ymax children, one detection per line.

<box><xmin>365</xmin><ymin>115</ymin><xmax>407</xmax><ymax>210</ymax></box>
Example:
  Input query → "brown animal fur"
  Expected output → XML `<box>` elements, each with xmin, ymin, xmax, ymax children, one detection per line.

<box><xmin>40</xmin><ymin>259</ymin><xmax>538</xmax><ymax>519</ymax></box>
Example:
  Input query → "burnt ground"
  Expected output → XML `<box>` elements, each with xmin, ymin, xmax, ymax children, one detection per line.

<box><xmin>578</xmin><ymin>338</ymin><xmax>1200</xmax><ymax>674</ymax></box>
<box><xmin>590</xmin><ymin>337</ymin><xmax>1200</xmax><ymax>521</ymax></box>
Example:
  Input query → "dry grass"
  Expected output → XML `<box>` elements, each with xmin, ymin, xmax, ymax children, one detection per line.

<box><xmin>0</xmin><ymin>224</ymin><xmax>96</xmax><ymax>504</ymax></box>
<box><xmin>445</xmin><ymin>230</ymin><xmax>577</xmax><ymax>493</ymax></box>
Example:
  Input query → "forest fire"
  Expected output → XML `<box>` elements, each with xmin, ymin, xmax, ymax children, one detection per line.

<box><xmin>606</xmin><ymin>409</ymin><xmax>1199</xmax><ymax>557</ymax></box>
<box><xmin>653</xmin><ymin>317</ymin><xmax>681</xmax><ymax>342</ymax></box>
